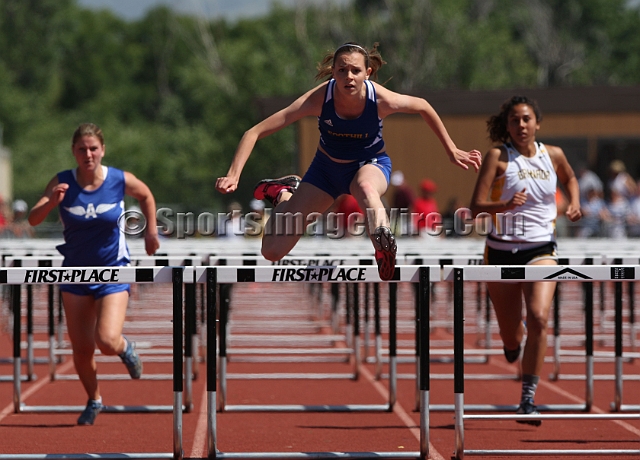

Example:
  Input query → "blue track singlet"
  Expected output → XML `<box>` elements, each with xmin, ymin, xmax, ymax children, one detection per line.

<box><xmin>57</xmin><ymin>166</ymin><xmax>130</xmax><ymax>268</ymax></box>
<box><xmin>317</xmin><ymin>79</ymin><xmax>385</xmax><ymax>162</ymax></box>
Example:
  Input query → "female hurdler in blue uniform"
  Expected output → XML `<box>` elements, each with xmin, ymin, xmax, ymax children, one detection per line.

<box><xmin>216</xmin><ymin>42</ymin><xmax>481</xmax><ymax>280</ymax></box>
<box><xmin>29</xmin><ymin>123</ymin><xmax>160</xmax><ymax>425</ymax></box>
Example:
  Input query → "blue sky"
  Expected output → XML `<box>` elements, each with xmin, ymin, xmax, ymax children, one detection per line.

<box><xmin>78</xmin><ymin>0</ymin><xmax>350</xmax><ymax>21</ymax></box>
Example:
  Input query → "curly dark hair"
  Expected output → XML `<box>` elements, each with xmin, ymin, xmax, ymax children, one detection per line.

<box><xmin>487</xmin><ymin>96</ymin><xmax>542</xmax><ymax>144</ymax></box>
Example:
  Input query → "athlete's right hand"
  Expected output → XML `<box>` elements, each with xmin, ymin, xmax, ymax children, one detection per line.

<box><xmin>216</xmin><ymin>176</ymin><xmax>238</xmax><ymax>194</ymax></box>
<box><xmin>507</xmin><ymin>188</ymin><xmax>527</xmax><ymax>209</ymax></box>
<box><xmin>49</xmin><ymin>183</ymin><xmax>69</xmax><ymax>206</ymax></box>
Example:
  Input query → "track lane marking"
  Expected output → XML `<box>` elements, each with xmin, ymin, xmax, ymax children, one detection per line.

<box><xmin>190</xmin><ymin>384</ymin><xmax>209</xmax><ymax>458</ymax></box>
<box><xmin>0</xmin><ymin>360</ymin><xmax>75</xmax><ymax>422</ymax></box>
<box><xmin>360</xmin><ymin>365</ymin><xmax>445</xmax><ymax>460</ymax></box>
<box><xmin>492</xmin><ymin>358</ymin><xmax>640</xmax><ymax>437</ymax></box>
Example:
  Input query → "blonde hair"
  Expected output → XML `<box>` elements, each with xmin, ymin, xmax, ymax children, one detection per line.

<box><xmin>315</xmin><ymin>42</ymin><xmax>385</xmax><ymax>81</ymax></box>
<box><xmin>72</xmin><ymin>123</ymin><xmax>104</xmax><ymax>147</ymax></box>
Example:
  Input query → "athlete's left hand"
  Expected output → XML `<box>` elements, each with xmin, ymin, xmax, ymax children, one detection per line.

<box><xmin>449</xmin><ymin>149</ymin><xmax>482</xmax><ymax>172</ymax></box>
<box><xmin>144</xmin><ymin>232</ymin><xmax>160</xmax><ymax>255</ymax></box>
<box><xmin>565</xmin><ymin>204</ymin><xmax>582</xmax><ymax>222</ymax></box>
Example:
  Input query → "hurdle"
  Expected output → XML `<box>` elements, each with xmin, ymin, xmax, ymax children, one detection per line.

<box><xmin>213</xmin><ymin>255</ymin><xmax>375</xmax><ymax>372</ymax></box>
<box><xmin>4</xmin><ymin>254</ymin><xmax>201</xmax><ymax>407</ymax></box>
<box><xmin>5</xmin><ymin>265</ymin><xmax>188</xmax><ymax>421</ymax></box>
<box><xmin>198</xmin><ymin>264</ymin><xmax>433</xmax><ymax>459</ymax></box>
<box><xmin>447</xmin><ymin>264</ymin><xmax>640</xmax><ymax>459</ymax></box>
<box><xmin>214</xmin><ymin>264</ymin><xmax>418</xmax><ymax>413</ymax></box>
<box><xmin>0</xmin><ymin>265</ymin><xmax>184</xmax><ymax>459</ymax></box>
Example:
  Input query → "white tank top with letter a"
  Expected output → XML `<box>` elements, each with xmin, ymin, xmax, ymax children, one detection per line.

<box><xmin>487</xmin><ymin>142</ymin><xmax>557</xmax><ymax>245</ymax></box>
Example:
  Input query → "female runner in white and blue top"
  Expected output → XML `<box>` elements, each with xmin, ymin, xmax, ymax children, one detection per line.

<box><xmin>470</xmin><ymin>96</ymin><xmax>581</xmax><ymax>425</ymax></box>
<box><xmin>28</xmin><ymin>123</ymin><xmax>160</xmax><ymax>426</ymax></box>
<box><xmin>216</xmin><ymin>42</ymin><xmax>482</xmax><ymax>280</ymax></box>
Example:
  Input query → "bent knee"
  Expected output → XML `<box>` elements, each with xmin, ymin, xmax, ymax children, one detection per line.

<box><xmin>95</xmin><ymin>334</ymin><xmax>122</xmax><ymax>356</ymax></box>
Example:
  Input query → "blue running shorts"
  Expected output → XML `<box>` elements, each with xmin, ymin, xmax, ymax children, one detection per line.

<box><xmin>60</xmin><ymin>282</ymin><xmax>130</xmax><ymax>299</ymax></box>
<box><xmin>302</xmin><ymin>150</ymin><xmax>392</xmax><ymax>199</ymax></box>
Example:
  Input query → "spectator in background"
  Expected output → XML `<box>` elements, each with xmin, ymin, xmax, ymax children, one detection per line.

<box><xmin>608</xmin><ymin>160</ymin><xmax>636</xmax><ymax>201</ymax></box>
<box><xmin>0</xmin><ymin>196</ymin><xmax>7</xmax><ymax>234</ymax></box>
<box><xmin>7</xmin><ymin>199</ymin><xmax>34</xmax><ymax>238</ymax></box>
<box><xmin>333</xmin><ymin>194</ymin><xmax>364</xmax><ymax>238</ymax></box>
<box><xmin>576</xmin><ymin>164</ymin><xmax>603</xmax><ymax>205</ymax></box>
<box><xmin>442</xmin><ymin>196</ymin><xmax>465</xmax><ymax>237</ymax></box>
<box><xmin>413</xmin><ymin>178</ymin><xmax>439</xmax><ymax>235</ymax></box>
<box><xmin>628</xmin><ymin>181</ymin><xmax>640</xmax><ymax>238</ymax></box>
<box><xmin>577</xmin><ymin>187</ymin><xmax>606</xmax><ymax>238</ymax></box>
<box><xmin>390</xmin><ymin>170</ymin><xmax>414</xmax><ymax>237</ymax></box>
<box><xmin>602</xmin><ymin>187</ymin><xmax>630</xmax><ymax>239</ymax></box>
<box><xmin>390</xmin><ymin>170</ymin><xmax>414</xmax><ymax>210</ymax></box>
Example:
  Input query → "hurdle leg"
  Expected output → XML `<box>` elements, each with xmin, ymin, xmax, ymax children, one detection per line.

<box><xmin>27</xmin><ymin>285</ymin><xmax>35</xmax><ymax>381</ymax></box>
<box><xmin>629</xmin><ymin>281</ymin><xmax>636</xmax><ymax>357</ymax></box>
<box><xmin>418</xmin><ymin>267</ymin><xmax>431</xmax><ymax>460</ymax></box>
<box><xmin>172</xmin><ymin>268</ymin><xmax>184</xmax><ymax>460</ymax></box>
<box><xmin>206</xmin><ymin>268</ymin><xmax>218</xmax><ymax>459</ymax></box>
<box><xmin>345</xmin><ymin>284</ymin><xmax>353</xmax><ymax>349</ymax></box>
<box><xmin>184</xmin><ymin>280</ymin><xmax>196</xmax><ymax>412</ymax></box>
<box><xmin>363</xmin><ymin>283</ymin><xmax>370</xmax><ymax>360</ymax></box>
<box><xmin>414</xmin><ymin>281</ymin><xmax>420</xmax><ymax>411</ymax></box>
<box><xmin>388</xmin><ymin>283</ymin><xmax>397</xmax><ymax>409</ymax></box>
<box><xmin>453</xmin><ymin>268</ymin><xmax>465</xmax><ymax>460</ymax></box>
<box><xmin>12</xmin><ymin>284</ymin><xmax>22</xmax><ymax>413</ymax></box>
<box><xmin>48</xmin><ymin>285</ymin><xmax>56</xmax><ymax>379</ymax></box>
<box><xmin>331</xmin><ymin>283</ymin><xmax>340</xmax><ymax>334</ymax></box>
<box><xmin>612</xmin><ymin>281</ymin><xmax>623</xmax><ymax>411</ymax></box>
<box><xmin>374</xmin><ymin>283</ymin><xmax>382</xmax><ymax>380</ymax></box>
<box><xmin>484</xmin><ymin>287</ymin><xmax>491</xmax><ymax>354</ymax></box>
<box><xmin>550</xmin><ymin>284</ymin><xmax>561</xmax><ymax>380</ymax></box>
<box><xmin>218</xmin><ymin>283</ymin><xmax>230</xmax><ymax>411</ymax></box>
<box><xmin>353</xmin><ymin>283</ymin><xmax>361</xmax><ymax>379</ymax></box>
<box><xmin>585</xmin><ymin>280</ymin><xmax>594</xmax><ymax>411</ymax></box>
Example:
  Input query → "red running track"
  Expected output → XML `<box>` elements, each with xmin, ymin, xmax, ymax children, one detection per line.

<box><xmin>0</xmin><ymin>281</ymin><xmax>639</xmax><ymax>458</ymax></box>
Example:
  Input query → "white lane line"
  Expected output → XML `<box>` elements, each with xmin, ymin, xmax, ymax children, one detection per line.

<box><xmin>189</xmin><ymin>384</ymin><xmax>209</xmax><ymax>458</ymax></box>
<box><xmin>360</xmin><ymin>366</ymin><xmax>445</xmax><ymax>460</ymax></box>
<box><xmin>492</xmin><ymin>359</ymin><xmax>640</xmax><ymax>437</ymax></box>
<box><xmin>0</xmin><ymin>360</ymin><xmax>75</xmax><ymax>422</ymax></box>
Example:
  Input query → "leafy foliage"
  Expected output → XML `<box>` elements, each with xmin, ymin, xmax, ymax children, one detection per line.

<box><xmin>1</xmin><ymin>0</ymin><xmax>639</xmax><ymax>221</ymax></box>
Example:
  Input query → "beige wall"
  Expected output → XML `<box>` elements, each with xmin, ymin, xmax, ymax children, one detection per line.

<box><xmin>298</xmin><ymin>112</ymin><xmax>640</xmax><ymax>211</ymax></box>
<box><xmin>0</xmin><ymin>146</ymin><xmax>11</xmax><ymax>204</ymax></box>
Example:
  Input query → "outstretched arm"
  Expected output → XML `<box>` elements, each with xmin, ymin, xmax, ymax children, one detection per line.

<box><xmin>125</xmin><ymin>171</ymin><xmax>160</xmax><ymax>256</ymax></box>
<box><xmin>28</xmin><ymin>176</ymin><xmax>68</xmax><ymax>226</ymax></box>
<box><xmin>375</xmin><ymin>83</ymin><xmax>482</xmax><ymax>172</ymax></box>
<box><xmin>216</xmin><ymin>83</ymin><xmax>326</xmax><ymax>194</ymax></box>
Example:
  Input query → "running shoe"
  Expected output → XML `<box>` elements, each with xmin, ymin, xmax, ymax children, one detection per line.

<box><xmin>77</xmin><ymin>399</ymin><xmax>103</xmax><ymax>426</ymax></box>
<box><xmin>516</xmin><ymin>398</ymin><xmax>542</xmax><ymax>426</ymax></box>
<box><xmin>119</xmin><ymin>337</ymin><xmax>143</xmax><ymax>379</ymax></box>
<box><xmin>253</xmin><ymin>175</ymin><xmax>301</xmax><ymax>206</ymax></box>
<box><xmin>373</xmin><ymin>226</ymin><xmax>397</xmax><ymax>281</ymax></box>
<box><xmin>503</xmin><ymin>344</ymin><xmax>521</xmax><ymax>363</ymax></box>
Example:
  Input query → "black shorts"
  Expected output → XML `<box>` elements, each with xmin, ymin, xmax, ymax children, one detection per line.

<box><xmin>484</xmin><ymin>241</ymin><xmax>557</xmax><ymax>265</ymax></box>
